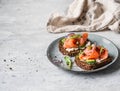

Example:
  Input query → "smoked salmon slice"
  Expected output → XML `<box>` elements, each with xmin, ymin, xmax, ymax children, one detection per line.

<box><xmin>79</xmin><ymin>45</ymin><xmax>108</xmax><ymax>60</ymax></box>
<box><xmin>63</xmin><ymin>38</ymin><xmax>78</xmax><ymax>48</ymax></box>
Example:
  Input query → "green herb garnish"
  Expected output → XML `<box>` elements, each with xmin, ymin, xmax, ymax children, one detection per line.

<box><xmin>100</xmin><ymin>46</ymin><xmax>104</xmax><ymax>54</ymax></box>
<box><xmin>64</xmin><ymin>56</ymin><xmax>72</xmax><ymax>69</ymax></box>
<box><xmin>79</xmin><ymin>50</ymin><xmax>84</xmax><ymax>54</ymax></box>
<box><xmin>61</xmin><ymin>38</ymin><xmax>66</xmax><ymax>43</ymax></box>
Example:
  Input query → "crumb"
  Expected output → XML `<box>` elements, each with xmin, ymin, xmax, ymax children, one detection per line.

<box><xmin>4</xmin><ymin>59</ymin><xmax>6</xmax><ymax>62</ymax></box>
<box><xmin>55</xmin><ymin>56</ymin><xmax>57</xmax><ymax>58</ymax></box>
<box><xmin>28</xmin><ymin>58</ymin><xmax>32</xmax><ymax>61</ymax></box>
<box><xmin>9</xmin><ymin>67</ymin><xmax>13</xmax><ymax>71</ymax></box>
<box><xmin>36</xmin><ymin>70</ymin><xmax>38</xmax><ymax>72</ymax></box>
<box><xmin>10</xmin><ymin>60</ymin><xmax>15</xmax><ymax>62</ymax></box>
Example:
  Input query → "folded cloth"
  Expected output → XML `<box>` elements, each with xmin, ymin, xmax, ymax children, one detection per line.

<box><xmin>47</xmin><ymin>0</ymin><xmax>120</xmax><ymax>33</ymax></box>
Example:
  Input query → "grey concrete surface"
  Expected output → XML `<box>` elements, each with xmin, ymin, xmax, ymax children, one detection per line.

<box><xmin>0</xmin><ymin>0</ymin><xmax>120</xmax><ymax>91</ymax></box>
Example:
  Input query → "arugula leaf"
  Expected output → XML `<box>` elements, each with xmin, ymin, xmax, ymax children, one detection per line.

<box><xmin>64</xmin><ymin>56</ymin><xmax>72</xmax><ymax>69</ymax></box>
<box><xmin>61</xmin><ymin>38</ymin><xmax>66</xmax><ymax>43</ymax></box>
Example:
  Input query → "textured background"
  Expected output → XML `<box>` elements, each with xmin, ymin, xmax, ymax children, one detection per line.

<box><xmin>0</xmin><ymin>0</ymin><xmax>120</xmax><ymax>91</ymax></box>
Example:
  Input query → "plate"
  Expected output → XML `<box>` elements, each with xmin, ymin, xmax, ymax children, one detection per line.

<box><xmin>47</xmin><ymin>34</ymin><xmax>119</xmax><ymax>73</ymax></box>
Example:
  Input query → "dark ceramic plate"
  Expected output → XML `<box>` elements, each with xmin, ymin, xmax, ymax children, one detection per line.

<box><xmin>47</xmin><ymin>34</ymin><xmax>119</xmax><ymax>73</ymax></box>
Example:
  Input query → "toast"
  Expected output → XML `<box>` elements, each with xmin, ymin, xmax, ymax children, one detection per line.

<box><xmin>75</xmin><ymin>55</ymin><xmax>112</xmax><ymax>70</ymax></box>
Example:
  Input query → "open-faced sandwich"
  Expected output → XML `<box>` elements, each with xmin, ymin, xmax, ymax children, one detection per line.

<box><xmin>59</xmin><ymin>33</ymin><xmax>89</xmax><ymax>56</ymax></box>
<box><xmin>75</xmin><ymin>44</ymin><xmax>112</xmax><ymax>70</ymax></box>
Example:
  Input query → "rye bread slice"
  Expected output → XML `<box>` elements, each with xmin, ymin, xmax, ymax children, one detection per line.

<box><xmin>59</xmin><ymin>40</ymin><xmax>80</xmax><ymax>57</ymax></box>
<box><xmin>75</xmin><ymin>56</ymin><xmax>112</xmax><ymax>70</ymax></box>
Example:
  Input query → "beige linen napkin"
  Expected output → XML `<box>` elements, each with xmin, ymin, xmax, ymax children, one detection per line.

<box><xmin>47</xmin><ymin>0</ymin><xmax>120</xmax><ymax>33</ymax></box>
